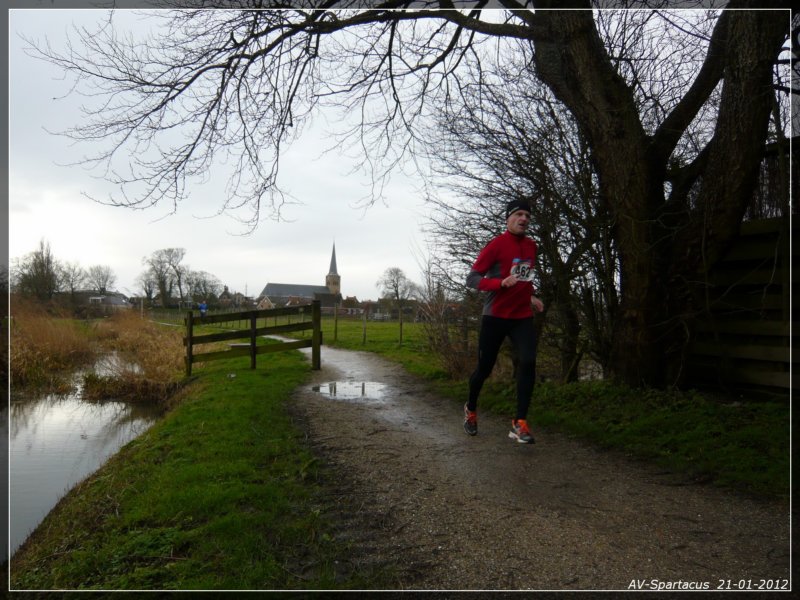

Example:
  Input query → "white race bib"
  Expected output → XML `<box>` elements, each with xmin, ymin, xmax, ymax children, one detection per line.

<box><xmin>511</xmin><ymin>259</ymin><xmax>534</xmax><ymax>282</ymax></box>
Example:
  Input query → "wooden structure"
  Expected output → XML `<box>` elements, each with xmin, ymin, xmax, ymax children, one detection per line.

<box><xmin>184</xmin><ymin>300</ymin><xmax>321</xmax><ymax>376</ymax></box>
<box><xmin>688</xmin><ymin>217</ymin><xmax>795</xmax><ymax>394</ymax></box>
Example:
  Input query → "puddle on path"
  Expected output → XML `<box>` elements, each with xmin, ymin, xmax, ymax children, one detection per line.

<box><xmin>311</xmin><ymin>381</ymin><xmax>388</xmax><ymax>402</ymax></box>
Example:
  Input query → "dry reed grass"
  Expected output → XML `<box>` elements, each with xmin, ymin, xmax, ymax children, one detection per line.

<box><xmin>10</xmin><ymin>299</ymin><xmax>95</xmax><ymax>389</ymax></box>
<box><xmin>80</xmin><ymin>311</ymin><xmax>186</xmax><ymax>406</ymax></box>
<box><xmin>11</xmin><ymin>299</ymin><xmax>185</xmax><ymax>405</ymax></box>
<box><xmin>91</xmin><ymin>310</ymin><xmax>185</xmax><ymax>383</ymax></box>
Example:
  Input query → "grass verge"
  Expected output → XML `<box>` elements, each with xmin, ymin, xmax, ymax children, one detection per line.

<box><xmin>10</xmin><ymin>340</ymin><xmax>386</xmax><ymax>591</ymax></box>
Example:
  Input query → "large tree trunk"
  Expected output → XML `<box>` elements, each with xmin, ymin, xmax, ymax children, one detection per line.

<box><xmin>529</xmin><ymin>3</ymin><xmax>788</xmax><ymax>387</ymax></box>
<box><xmin>664</xmin><ymin>10</ymin><xmax>789</xmax><ymax>384</ymax></box>
<box><xmin>529</xmin><ymin>7</ymin><xmax>667</xmax><ymax>385</ymax></box>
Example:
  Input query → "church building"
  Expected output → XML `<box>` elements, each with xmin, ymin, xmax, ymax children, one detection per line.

<box><xmin>258</xmin><ymin>244</ymin><xmax>342</xmax><ymax>309</ymax></box>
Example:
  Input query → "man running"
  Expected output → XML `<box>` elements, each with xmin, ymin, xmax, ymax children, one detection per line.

<box><xmin>463</xmin><ymin>199</ymin><xmax>544</xmax><ymax>444</ymax></box>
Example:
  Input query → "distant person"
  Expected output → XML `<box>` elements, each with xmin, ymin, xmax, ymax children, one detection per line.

<box><xmin>199</xmin><ymin>300</ymin><xmax>208</xmax><ymax>318</ymax></box>
<box><xmin>463</xmin><ymin>199</ymin><xmax>544</xmax><ymax>444</ymax></box>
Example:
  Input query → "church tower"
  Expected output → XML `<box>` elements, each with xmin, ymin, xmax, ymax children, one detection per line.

<box><xmin>325</xmin><ymin>243</ymin><xmax>341</xmax><ymax>295</ymax></box>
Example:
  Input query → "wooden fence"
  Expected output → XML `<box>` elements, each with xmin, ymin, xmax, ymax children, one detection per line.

<box><xmin>687</xmin><ymin>216</ymin><xmax>795</xmax><ymax>394</ymax></box>
<box><xmin>183</xmin><ymin>300</ymin><xmax>321</xmax><ymax>376</ymax></box>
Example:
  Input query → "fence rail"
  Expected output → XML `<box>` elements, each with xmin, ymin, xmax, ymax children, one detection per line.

<box><xmin>688</xmin><ymin>216</ymin><xmax>795</xmax><ymax>394</ymax></box>
<box><xmin>183</xmin><ymin>301</ymin><xmax>321</xmax><ymax>376</ymax></box>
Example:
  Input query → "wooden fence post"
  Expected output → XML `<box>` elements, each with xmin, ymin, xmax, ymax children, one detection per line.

<box><xmin>185</xmin><ymin>311</ymin><xmax>194</xmax><ymax>376</ymax></box>
<box><xmin>334</xmin><ymin>304</ymin><xmax>339</xmax><ymax>342</ymax></box>
<box><xmin>250</xmin><ymin>311</ymin><xmax>257</xmax><ymax>369</ymax></box>
<box><xmin>311</xmin><ymin>300</ymin><xmax>321</xmax><ymax>370</ymax></box>
<box><xmin>362</xmin><ymin>310</ymin><xmax>367</xmax><ymax>344</ymax></box>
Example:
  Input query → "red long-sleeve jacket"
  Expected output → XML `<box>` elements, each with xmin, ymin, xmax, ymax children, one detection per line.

<box><xmin>466</xmin><ymin>230</ymin><xmax>538</xmax><ymax>319</ymax></box>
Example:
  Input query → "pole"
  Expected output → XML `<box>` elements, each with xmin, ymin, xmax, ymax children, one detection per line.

<box><xmin>185</xmin><ymin>311</ymin><xmax>194</xmax><ymax>376</ymax></box>
<box><xmin>250</xmin><ymin>311</ymin><xmax>257</xmax><ymax>369</ymax></box>
<box><xmin>334</xmin><ymin>304</ymin><xmax>339</xmax><ymax>342</ymax></box>
<box><xmin>312</xmin><ymin>300</ymin><xmax>321</xmax><ymax>370</ymax></box>
<box><xmin>362</xmin><ymin>309</ymin><xmax>367</xmax><ymax>344</ymax></box>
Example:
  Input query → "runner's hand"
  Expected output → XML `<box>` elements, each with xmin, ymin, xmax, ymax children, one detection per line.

<box><xmin>501</xmin><ymin>274</ymin><xmax>518</xmax><ymax>288</ymax></box>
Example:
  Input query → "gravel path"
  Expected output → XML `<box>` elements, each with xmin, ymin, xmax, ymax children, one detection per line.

<box><xmin>288</xmin><ymin>345</ymin><xmax>791</xmax><ymax>592</ymax></box>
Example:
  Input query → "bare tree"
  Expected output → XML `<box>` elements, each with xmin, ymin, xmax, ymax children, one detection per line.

<box><xmin>60</xmin><ymin>261</ymin><xmax>87</xmax><ymax>303</ymax></box>
<box><xmin>414</xmin><ymin>244</ymin><xmax>477</xmax><ymax>378</ymax></box>
<box><xmin>136</xmin><ymin>271</ymin><xmax>157</xmax><ymax>306</ymax></box>
<box><xmin>187</xmin><ymin>270</ymin><xmax>224</xmax><ymax>304</ymax></box>
<box><xmin>11</xmin><ymin>239</ymin><xmax>62</xmax><ymax>302</ymax></box>
<box><xmin>377</xmin><ymin>265</ymin><xmax>418</xmax><ymax>344</ymax></box>
<box><xmin>143</xmin><ymin>249</ymin><xmax>178</xmax><ymax>307</ymax></box>
<box><xmin>528</xmin><ymin>4</ymin><xmax>790</xmax><ymax>385</ymax></box>
<box><xmin>423</xmin><ymin>50</ymin><xmax>616</xmax><ymax>382</ymax></box>
<box><xmin>160</xmin><ymin>248</ymin><xmax>189</xmax><ymax>306</ymax></box>
<box><xmin>86</xmin><ymin>264</ymin><xmax>117</xmax><ymax>295</ymax></box>
<box><xmin>26</xmin><ymin>3</ymin><xmax>793</xmax><ymax>386</ymax></box>
<box><xmin>376</xmin><ymin>267</ymin><xmax>417</xmax><ymax>310</ymax></box>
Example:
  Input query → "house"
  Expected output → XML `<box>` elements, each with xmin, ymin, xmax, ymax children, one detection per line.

<box><xmin>89</xmin><ymin>294</ymin><xmax>130</xmax><ymax>310</ymax></box>
<box><xmin>258</xmin><ymin>244</ymin><xmax>343</xmax><ymax>309</ymax></box>
<box><xmin>218</xmin><ymin>286</ymin><xmax>251</xmax><ymax>309</ymax></box>
<box><xmin>72</xmin><ymin>291</ymin><xmax>131</xmax><ymax>316</ymax></box>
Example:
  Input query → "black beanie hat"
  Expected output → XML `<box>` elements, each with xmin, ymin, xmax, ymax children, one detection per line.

<box><xmin>505</xmin><ymin>199</ymin><xmax>531</xmax><ymax>219</ymax></box>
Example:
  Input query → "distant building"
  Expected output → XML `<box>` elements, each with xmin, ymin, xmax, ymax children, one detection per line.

<box><xmin>218</xmin><ymin>286</ymin><xmax>250</xmax><ymax>309</ymax></box>
<box><xmin>69</xmin><ymin>290</ymin><xmax>131</xmax><ymax>316</ymax></box>
<box><xmin>259</xmin><ymin>244</ymin><xmax>343</xmax><ymax>309</ymax></box>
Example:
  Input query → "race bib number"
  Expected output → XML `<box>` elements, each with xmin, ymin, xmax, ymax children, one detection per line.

<box><xmin>511</xmin><ymin>259</ymin><xmax>534</xmax><ymax>282</ymax></box>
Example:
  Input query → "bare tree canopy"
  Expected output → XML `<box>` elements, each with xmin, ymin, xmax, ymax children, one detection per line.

<box><xmin>25</xmin><ymin>3</ymin><xmax>596</xmax><ymax>229</ymax></box>
<box><xmin>11</xmin><ymin>240</ymin><xmax>62</xmax><ymax>302</ymax></box>
<box><xmin>25</xmin><ymin>1</ymin><xmax>794</xmax><ymax>386</ymax></box>
<box><xmin>376</xmin><ymin>266</ymin><xmax>417</xmax><ymax>304</ymax></box>
<box><xmin>86</xmin><ymin>264</ymin><xmax>118</xmax><ymax>295</ymax></box>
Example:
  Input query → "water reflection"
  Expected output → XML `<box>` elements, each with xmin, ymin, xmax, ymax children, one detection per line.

<box><xmin>9</xmin><ymin>358</ymin><xmax>162</xmax><ymax>558</ymax></box>
<box><xmin>1</xmin><ymin>406</ymin><xmax>9</xmax><ymax>565</ymax></box>
<box><xmin>311</xmin><ymin>381</ymin><xmax>387</xmax><ymax>402</ymax></box>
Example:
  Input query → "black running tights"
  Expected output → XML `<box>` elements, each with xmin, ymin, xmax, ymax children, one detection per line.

<box><xmin>467</xmin><ymin>316</ymin><xmax>538</xmax><ymax>420</ymax></box>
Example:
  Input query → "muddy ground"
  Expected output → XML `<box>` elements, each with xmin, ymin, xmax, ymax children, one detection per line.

<box><xmin>288</xmin><ymin>345</ymin><xmax>791</xmax><ymax>592</ymax></box>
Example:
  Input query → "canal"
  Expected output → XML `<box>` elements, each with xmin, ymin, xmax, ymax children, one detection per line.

<box><xmin>9</xmin><ymin>357</ymin><xmax>163</xmax><ymax>559</ymax></box>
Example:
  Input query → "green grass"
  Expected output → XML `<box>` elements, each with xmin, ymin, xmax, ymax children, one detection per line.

<box><xmin>10</xmin><ymin>338</ymin><xmax>388</xmax><ymax>590</ymax></box>
<box><xmin>318</xmin><ymin>317</ymin><xmax>445</xmax><ymax>379</ymax></box>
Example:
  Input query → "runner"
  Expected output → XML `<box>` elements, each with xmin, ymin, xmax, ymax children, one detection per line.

<box><xmin>463</xmin><ymin>199</ymin><xmax>544</xmax><ymax>443</ymax></box>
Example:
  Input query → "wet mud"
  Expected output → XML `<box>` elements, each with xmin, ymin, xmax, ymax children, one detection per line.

<box><xmin>289</xmin><ymin>345</ymin><xmax>790</xmax><ymax>591</ymax></box>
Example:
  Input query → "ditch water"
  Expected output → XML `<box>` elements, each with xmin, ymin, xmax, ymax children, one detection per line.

<box><xmin>8</xmin><ymin>354</ymin><xmax>163</xmax><ymax>559</ymax></box>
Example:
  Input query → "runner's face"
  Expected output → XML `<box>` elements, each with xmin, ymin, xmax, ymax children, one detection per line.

<box><xmin>506</xmin><ymin>210</ymin><xmax>531</xmax><ymax>235</ymax></box>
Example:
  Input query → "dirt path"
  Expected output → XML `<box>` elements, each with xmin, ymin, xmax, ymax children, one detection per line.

<box><xmin>288</xmin><ymin>345</ymin><xmax>790</xmax><ymax>591</ymax></box>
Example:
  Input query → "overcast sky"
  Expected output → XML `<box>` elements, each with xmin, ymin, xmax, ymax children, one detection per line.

<box><xmin>9</xmin><ymin>9</ymin><xmax>434</xmax><ymax>303</ymax></box>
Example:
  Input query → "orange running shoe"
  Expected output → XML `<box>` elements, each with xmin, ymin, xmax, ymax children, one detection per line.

<box><xmin>463</xmin><ymin>403</ymin><xmax>478</xmax><ymax>436</ymax></box>
<box><xmin>509</xmin><ymin>419</ymin><xmax>535</xmax><ymax>444</ymax></box>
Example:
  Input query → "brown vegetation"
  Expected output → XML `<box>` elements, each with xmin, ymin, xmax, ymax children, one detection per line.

<box><xmin>10</xmin><ymin>297</ymin><xmax>94</xmax><ymax>390</ymax></box>
<box><xmin>82</xmin><ymin>311</ymin><xmax>186</xmax><ymax>407</ymax></box>
<box><xmin>11</xmin><ymin>297</ymin><xmax>185</xmax><ymax>403</ymax></box>
<box><xmin>90</xmin><ymin>310</ymin><xmax>184</xmax><ymax>383</ymax></box>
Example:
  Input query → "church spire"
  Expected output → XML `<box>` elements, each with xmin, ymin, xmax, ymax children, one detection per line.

<box><xmin>326</xmin><ymin>242</ymin><xmax>341</xmax><ymax>296</ymax></box>
<box><xmin>328</xmin><ymin>242</ymin><xmax>338</xmax><ymax>276</ymax></box>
